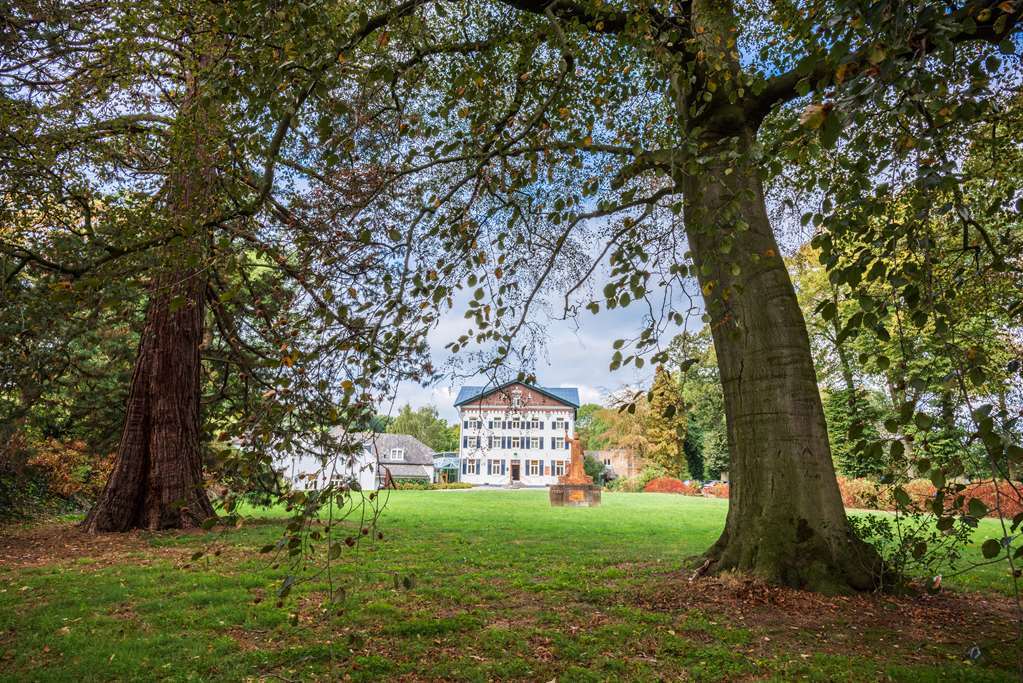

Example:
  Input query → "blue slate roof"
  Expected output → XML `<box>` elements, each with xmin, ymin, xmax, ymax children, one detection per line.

<box><xmin>454</xmin><ymin>382</ymin><xmax>580</xmax><ymax>408</ymax></box>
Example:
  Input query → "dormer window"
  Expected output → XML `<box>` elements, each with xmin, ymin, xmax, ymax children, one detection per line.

<box><xmin>511</xmin><ymin>389</ymin><xmax>522</xmax><ymax>407</ymax></box>
<box><xmin>389</xmin><ymin>448</ymin><xmax>405</xmax><ymax>461</ymax></box>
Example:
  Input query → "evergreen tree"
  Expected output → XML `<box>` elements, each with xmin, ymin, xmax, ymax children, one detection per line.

<box><xmin>644</xmin><ymin>366</ymin><xmax>688</xmax><ymax>478</ymax></box>
<box><xmin>683</xmin><ymin>429</ymin><xmax>704</xmax><ymax>481</ymax></box>
<box><xmin>821</xmin><ymin>388</ymin><xmax>885</xmax><ymax>478</ymax></box>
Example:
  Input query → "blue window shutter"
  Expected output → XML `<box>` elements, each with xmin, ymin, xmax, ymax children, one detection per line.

<box><xmin>501</xmin><ymin>460</ymin><xmax>506</xmax><ymax>475</ymax></box>
<box><xmin>462</xmin><ymin>436</ymin><xmax>467</xmax><ymax>448</ymax></box>
<box><xmin>564</xmin><ymin>440</ymin><xmax>569</xmax><ymax>450</ymax></box>
<box><xmin>539</xmin><ymin>437</ymin><xmax>544</xmax><ymax>449</ymax></box>
<box><xmin>461</xmin><ymin>459</ymin><xmax>467</xmax><ymax>474</ymax></box>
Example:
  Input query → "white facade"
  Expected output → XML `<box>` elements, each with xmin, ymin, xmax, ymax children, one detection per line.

<box><xmin>277</xmin><ymin>446</ymin><xmax>380</xmax><ymax>492</ymax></box>
<box><xmin>455</xmin><ymin>383</ymin><xmax>579</xmax><ymax>487</ymax></box>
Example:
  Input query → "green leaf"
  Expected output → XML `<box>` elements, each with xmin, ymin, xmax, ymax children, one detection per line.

<box><xmin>893</xmin><ymin>487</ymin><xmax>911</xmax><ymax>507</ymax></box>
<box><xmin>1012</xmin><ymin>512</ymin><xmax>1023</xmax><ymax>532</ymax></box>
<box><xmin>967</xmin><ymin>498</ymin><xmax>988</xmax><ymax>519</ymax></box>
<box><xmin>820</xmin><ymin>111</ymin><xmax>842</xmax><ymax>148</ymax></box>
<box><xmin>981</xmin><ymin>538</ymin><xmax>1002</xmax><ymax>559</ymax></box>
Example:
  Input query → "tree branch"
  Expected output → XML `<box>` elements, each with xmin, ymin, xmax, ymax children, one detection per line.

<box><xmin>499</xmin><ymin>0</ymin><xmax>689</xmax><ymax>37</ymax></box>
<box><xmin>748</xmin><ymin>0</ymin><xmax>1023</xmax><ymax>124</ymax></box>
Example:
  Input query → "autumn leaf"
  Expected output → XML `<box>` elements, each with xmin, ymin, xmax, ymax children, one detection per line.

<box><xmin>799</xmin><ymin>103</ymin><xmax>828</xmax><ymax>129</ymax></box>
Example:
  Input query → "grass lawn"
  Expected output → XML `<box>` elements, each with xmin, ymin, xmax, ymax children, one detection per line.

<box><xmin>1</xmin><ymin>490</ymin><xmax>1019</xmax><ymax>681</ymax></box>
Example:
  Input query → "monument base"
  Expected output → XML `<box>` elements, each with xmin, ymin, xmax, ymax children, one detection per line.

<box><xmin>549</xmin><ymin>483</ymin><xmax>601</xmax><ymax>507</ymax></box>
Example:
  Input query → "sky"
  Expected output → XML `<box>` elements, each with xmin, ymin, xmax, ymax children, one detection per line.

<box><xmin>386</xmin><ymin>288</ymin><xmax>692</xmax><ymax>423</ymax></box>
<box><xmin>383</xmin><ymin>200</ymin><xmax>814</xmax><ymax>425</ymax></box>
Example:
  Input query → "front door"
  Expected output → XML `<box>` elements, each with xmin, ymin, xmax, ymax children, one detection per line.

<box><xmin>510</xmin><ymin>461</ymin><xmax>521</xmax><ymax>482</ymax></box>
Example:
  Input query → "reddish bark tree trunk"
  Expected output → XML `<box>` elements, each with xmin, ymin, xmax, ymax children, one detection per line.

<box><xmin>82</xmin><ymin>271</ymin><xmax>215</xmax><ymax>532</ymax></box>
<box><xmin>83</xmin><ymin>57</ymin><xmax>217</xmax><ymax>532</ymax></box>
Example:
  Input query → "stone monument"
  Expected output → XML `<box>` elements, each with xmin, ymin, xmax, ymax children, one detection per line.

<box><xmin>549</xmin><ymin>430</ymin><xmax>601</xmax><ymax>507</ymax></box>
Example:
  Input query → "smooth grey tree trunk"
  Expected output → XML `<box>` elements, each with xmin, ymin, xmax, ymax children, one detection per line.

<box><xmin>681</xmin><ymin>130</ymin><xmax>881</xmax><ymax>592</ymax></box>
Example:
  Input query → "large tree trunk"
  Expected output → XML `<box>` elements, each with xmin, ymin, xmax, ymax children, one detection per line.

<box><xmin>82</xmin><ymin>56</ymin><xmax>217</xmax><ymax>532</ymax></box>
<box><xmin>82</xmin><ymin>272</ymin><xmax>215</xmax><ymax>531</ymax></box>
<box><xmin>681</xmin><ymin>134</ymin><xmax>882</xmax><ymax>593</ymax></box>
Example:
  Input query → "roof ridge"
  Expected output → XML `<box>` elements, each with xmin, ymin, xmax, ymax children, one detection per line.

<box><xmin>453</xmin><ymin>381</ymin><xmax>580</xmax><ymax>408</ymax></box>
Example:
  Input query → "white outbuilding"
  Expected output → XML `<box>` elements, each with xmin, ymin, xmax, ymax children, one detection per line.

<box><xmin>275</xmin><ymin>432</ymin><xmax>434</xmax><ymax>491</ymax></box>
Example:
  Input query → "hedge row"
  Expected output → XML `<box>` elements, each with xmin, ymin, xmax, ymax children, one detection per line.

<box><xmin>837</xmin><ymin>476</ymin><xmax>1023</xmax><ymax>518</ymax></box>
<box><xmin>642</xmin><ymin>477</ymin><xmax>729</xmax><ymax>498</ymax></box>
<box><xmin>393</xmin><ymin>481</ymin><xmax>473</xmax><ymax>490</ymax></box>
<box><xmin>638</xmin><ymin>475</ymin><xmax>1021</xmax><ymax>518</ymax></box>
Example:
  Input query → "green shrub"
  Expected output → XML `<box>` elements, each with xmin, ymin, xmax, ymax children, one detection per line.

<box><xmin>393</xmin><ymin>480</ymin><xmax>473</xmax><ymax>490</ymax></box>
<box><xmin>394</xmin><ymin>479</ymin><xmax>432</xmax><ymax>490</ymax></box>
<box><xmin>635</xmin><ymin>464</ymin><xmax>669</xmax><ymax>489</ymax></box>
<box><xmin>606</xmin><ymin>465</ymin><xmax>670</xmax><ymax>493</ymax></box>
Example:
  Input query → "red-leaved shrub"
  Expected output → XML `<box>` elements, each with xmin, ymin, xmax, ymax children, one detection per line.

<box><xmin>962</xmin><ymin>480</ymin><xmax>1023</xmax><ymax>519</ymax></box>
<box><xmin>643</xmin><ymin>477</ymin><xmax>700</xmax><ymax>495</ymax></box>
<box><xmin>904</xmin><ymin>478</ymin><xmax>938</xmax><ymax>507</ymax></box>
<box><xmin>704</xmin><ymin>482</ymin><xmax>729</xmax><ymax>498</ymax></box>
<box><xmin>26</xmin><ymin>439</ymin><xmax>113</xmax><ymax>501</ymax></box>
<box><xmin>642</xmin><ymin>472</ymin><xmax>1022</xmax><ymax>519</ymax></box>
<box><xmin>836</xmin><ymin>476</ymin><xmax>885</xmax><ymax>510</ymax></box>
<box><xmin>835</xmin><ymin>476</ymin><xmax>1023</xmax><ymax>518</ymax></box>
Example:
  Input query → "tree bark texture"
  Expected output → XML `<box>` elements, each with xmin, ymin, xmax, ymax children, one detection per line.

<box><xmin>82</xmin><ymin>271</ymin><xmax>215</xmax><ymax>532</ymax></box>
<box><xmin>681</xmin><ymin>133</ymin><xmax>882</xmax><ymax>593</ymax></box>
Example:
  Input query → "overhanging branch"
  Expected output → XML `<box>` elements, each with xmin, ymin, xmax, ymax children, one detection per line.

<box><xmin>748</xmin><ymin>0</ymin><xmax>1023</xmax><ymax>123</ymax></box>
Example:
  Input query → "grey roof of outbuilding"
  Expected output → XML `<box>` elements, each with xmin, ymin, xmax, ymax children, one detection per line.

<box><xmin>378</xmin><ymin>463</ymin><xmax>433</xmax><ymax>479</ymax></box>
<box><xmin>454</xmin><ymin>382</ymin><xmax>580</xmax><ymax>408</ymax></box>
<box><xmin>347</xmin><ymin>432</ymin><xmax>435</xmax><ymax>465</ymax></box>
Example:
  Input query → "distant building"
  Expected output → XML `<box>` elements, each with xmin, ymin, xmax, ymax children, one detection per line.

<box><xmin>432</xmin><ymin>451</ymin><xmax>460</xmax><ymax>483</ymax></box>
<box><xmin>454</xmin><ymin>381</ymin><xmax>580</xmax><ymax>486</ymax></box>
<box><xmin>276</xmin><ymin>432</ymin><xmax>433</xmax><ymax>491</ymax></box>
<box><xmin>586</xmin><ymin>448</ymin><xmax>646</xmax><ymax>480</ymax></box>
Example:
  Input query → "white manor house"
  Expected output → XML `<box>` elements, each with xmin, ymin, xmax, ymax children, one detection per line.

<box><xmin>455</xmin><ymin>381</ymin><xmax>580</xmax><ymax>486</ymax></box>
